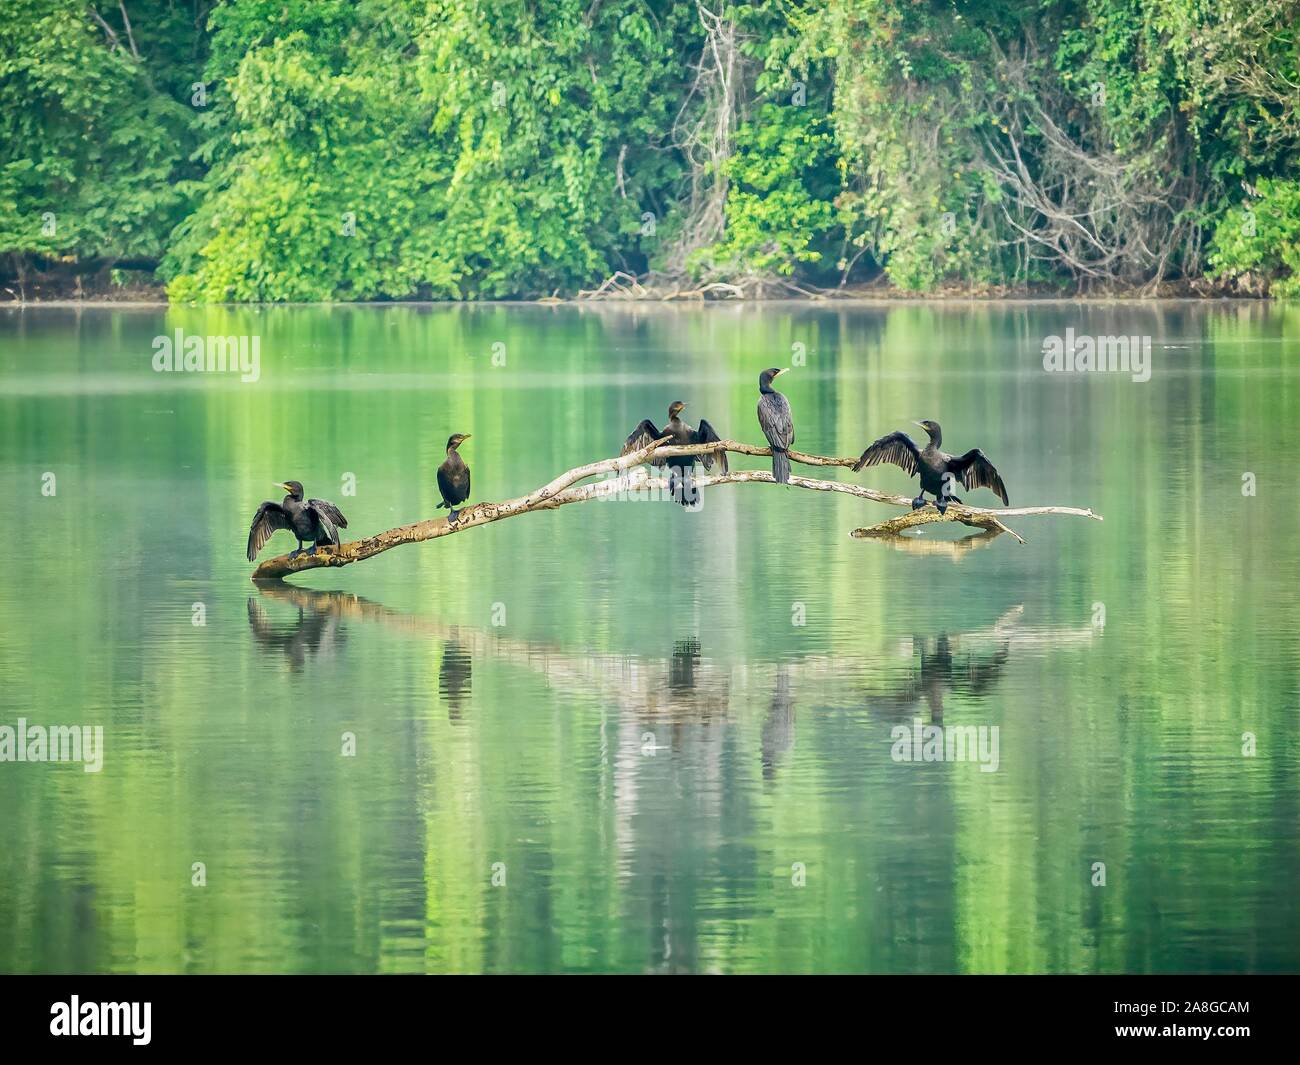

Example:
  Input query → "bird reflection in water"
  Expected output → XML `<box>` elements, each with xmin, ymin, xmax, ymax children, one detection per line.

<box><xmin>246</xmin><ymin>589</ymin><xmax>348</xmax><ymax>672</ymax></box>
<box><xmin>250</xmin><ymin>585</ymin><xmax>473</xmax><ymax>719</ymax></box>
<box><xmin>438</xmin><ymin>640</ymin><xmax>473</xmax><ymax>721</ymax></box>
<box><xmin>869</xmin><ymin>632</ymin><xmax>1011</xmax><ymax>722</ymax></box>
<box><xmin>761</xmin><ymin>666</ymin><xmax>795</xmax><ymax>782</ymax></box>
<box><xmin>668</xmin><ymin>638</ymin><xmax>702</xmax><ymax>692</ymax></box>
<box><xmin>861</xmin><ymin>605</ymin><xmax>1083</xmax><ymax>722</ymax></box>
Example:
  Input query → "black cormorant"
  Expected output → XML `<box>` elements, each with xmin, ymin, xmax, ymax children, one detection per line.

<box><xmin>853</xmin><ymin>419</ymin><xmax>1009</xmax><ymax>514</ymax></box>
<box><xmin>437</xmin><ymin>433</ymin><xmax>472</xmax><ymax>523</ymax></box>
<box><xmin>621</xmin><ymin>401</ymin><xmax>727</xmax><ymax>506</ymax></box>
<box><xmin>757</xmin><ymin>367</ymin><xmax>794</xmax><ymax>483</ymax></box>
<box><xmin>247</xmin><ymin>481</ymin><xmax>348</xmax><ymax>561</ymax></box>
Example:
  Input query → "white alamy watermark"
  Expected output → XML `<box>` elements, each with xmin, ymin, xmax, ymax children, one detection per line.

<box><xmin>1042</xmin><ymin>328</ymin><xmax>1151</xmax><ymax>383</ymax></box>
<box><xmin>50</xmin><ymin>997</ymin><xmax>150</xmax><ymax>1045</ymax></box>
<box><xmin>599</xmin><ymin>469</ymin><xmax>704</xmax><ymax>507</ymax></box>
<box><xmin>890</xmin><ymin>718</ymin><xmax>1000</xmax><ymax>773</ymax></box>
<box><xmin>0</xmin><ymin>719</ymin><xmax>103</xmax><ymax>772</ymax></box>
<box><xmin>151</xmin><ymin>329</ymin><xmax>260</xmax><ymax>383</ymax></box>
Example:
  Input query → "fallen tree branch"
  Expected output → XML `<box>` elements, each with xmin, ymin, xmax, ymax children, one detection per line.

<box><xmin>850</xmin><ymin>502</ymin><xmax>1101</xmax><ymax>545</ymax></box>
<box><xmin>250</xmin><ymin>439</ymin><xmax>1102</xmax><ymax>579</ymax></box>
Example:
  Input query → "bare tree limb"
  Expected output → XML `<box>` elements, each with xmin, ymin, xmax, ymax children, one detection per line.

<box><xmin>250</xmin><ymin>439</ymin><xmax>1102</xmax><ymax>581</ymax></box>
<box><xmin>118</xmin><ymin>2</ymin><xmax>140</xmax><ymax>59</ymax></box>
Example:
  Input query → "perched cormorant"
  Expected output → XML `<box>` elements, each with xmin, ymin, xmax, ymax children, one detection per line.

<box><xmin>437</xmin><ymin>433</ymin><xmax>472</xmax><ymax>523</ymax></box>
<box><xmin>621</xmin><ymin>401</ymin><xmax>727</xmax><ymax>506</ymax></box>
<box><xmin>246</xmin><ymin>481</ymin><xmax>348</xmax><ymax>561</ymax></box>
<box><xmin>757</xmin><ymin>367</ymin><xmax>795</xmax><ymax>483</ymax></box>
<box><xmin>853</xmin><ymin>419</ymin><xmax>1009</xmax><ymax>514</ymax></box>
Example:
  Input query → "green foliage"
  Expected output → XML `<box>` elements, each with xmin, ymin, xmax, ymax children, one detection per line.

<box><xmin>690</xmin><ymin>104</ymin><xmax>837</xmax><ymax>280</ymax></box>
<box><xmin>0</xmin><ymin>0</ymin><xmax>201</xmax><ymax>266</ymax></box>
<box><xmin>1209</xmin><ymin>180</ymin><xmax>1300</xmax><ymax>296</ymax></box>
<box><xmin>4</xmin><ymin>0</ymin><xmax>1300</xmax><ymax>298</ymax></box>
<box><xmin>165</xmin><ymin>0</ymin><xmax>694</xmax><ymax>301</ymax></box>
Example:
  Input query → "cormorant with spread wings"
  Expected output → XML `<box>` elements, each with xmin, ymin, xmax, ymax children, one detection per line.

<box><xmin>853</xmin><ymin>420</ymin><xmax>1009</xmax><ymax>514</ymax></box>
<box><xmin>620</xmin><ymin>401</ymin><xmax>727</xmax><ymax>506</ymax></box>
<box><xmin>247</xmin><ymin>480</ymin><xmax>349</xmax><ymax>561</ymax></box>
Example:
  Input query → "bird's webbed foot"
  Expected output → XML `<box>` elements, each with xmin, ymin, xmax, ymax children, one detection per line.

<box><xmin>306</xmin><ymin>545</ymin><xmax>319</xmax><ymax>556</ymax></box>
<box><xmin>935</xmin><ymin>498</ymin><xmax>950</xmax><ymax>516</ymax></box>
<box><xmin>911</xmin><ymin>494</ymin><xmax>927</xmax><ymax>511</ymax></box>
<box><xmin>448</xmin><ymin>508</ymin><xmax>460</xmax><ymax>524</ymax></box>
<box><xmin>288</xmin><ymin>547</ymin><xmax>303</xmax><ymax>560</ymax></box>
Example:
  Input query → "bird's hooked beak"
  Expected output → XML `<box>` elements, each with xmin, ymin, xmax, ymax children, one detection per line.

<box><xmin>274</xmin><ymin>482</ymin><xmax>291</xmax><ymax>492</ymax></box>
<box><xmin>775</xmin><ymin>368</ymin><xmax>790</xmax><ymax>377</ymax></box>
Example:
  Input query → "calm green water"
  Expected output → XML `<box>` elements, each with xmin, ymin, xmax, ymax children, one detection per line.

<box><xmin>1</xmin><ymin>302</ymin><xmax>1297</xmax><ymax>974</ymax></box>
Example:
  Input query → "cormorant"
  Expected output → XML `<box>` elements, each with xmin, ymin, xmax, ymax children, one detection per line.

<box><xmin>853</xmin><ymin>419</ymin><xmax>1009</xmax><ymax>514</ymax></box>
<box><xmin>621</xmin><ymin>401</ymin><xmax>727</xmax><ymax>506</ymax></box>
<box><xmin>756</xmin><ymin>367</ymin><xmax>794</xmax><ymax>483</ymax></box>
<box><xmin>246</xmin><ymin>481</ymin><xmax>348</xmax><ymax>561</ymax></box>
<box><xmin>437</xmin><ymin>433</ymin><xmax>472</xmax><ymax>523</ymax></box>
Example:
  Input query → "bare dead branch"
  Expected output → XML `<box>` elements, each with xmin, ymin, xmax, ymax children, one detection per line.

<box><xmin>250</xmin><ymin>439</ymin><xmax>1102</xmax><ymax>580</ymax></box>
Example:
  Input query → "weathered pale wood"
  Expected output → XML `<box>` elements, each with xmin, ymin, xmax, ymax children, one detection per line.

<box><xmin>850</xmin><ymin>501</ymin><xmax>1102</xmax><ymax>544</ymax></box>
<box><xmin>250</xmin><ymin>437</ymin><xmax>1102</xmax><ymax>579</ymax></box>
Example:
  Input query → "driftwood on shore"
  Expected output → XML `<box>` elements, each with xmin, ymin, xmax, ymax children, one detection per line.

<box><xmin>250</xmin><ymin>437</ymin><xmax>1103</xmax><ymax>580</ymax></box>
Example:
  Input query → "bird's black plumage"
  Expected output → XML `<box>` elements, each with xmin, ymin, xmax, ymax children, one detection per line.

<box><xmin>246</xmin><ymin>480</ymin><xmax>349</xmax><ymax>561</ymax></box>
<box><xmin>756</xmin><ymin>367</ymin><xmax>794</xmax><ymax>483</ymax></box>
<box><xmin>853</xmin><ymin>420</ymin><xmax>1009</xmax><ymax>513</ymax></box>
<box><xmin>620</xmin><ymin>401</ymin><xmax>728</xmax><ymax>506</ymax></box>
<box><xmin>437</xmin><ymin>433</ymin><xmax>472</xmax><ymax>523</ymax></box>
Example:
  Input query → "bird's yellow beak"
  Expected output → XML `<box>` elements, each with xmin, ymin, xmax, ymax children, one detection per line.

<box><xmin>776</xmin><ymin>368</ymin><xmax>790</xmax><ymax>377</ymax></box>
<box><xmin>274</xmin><ymin>482</ymin><xmax>291</xmax><ymax>492</ymax></box>
<box><xmin>913</xmin><ymin>421</ymin><xmax>926</xmax><ymax>428</ymax></box>
<box><xmin>462</xmin><ymin>434</ymin><xmax>472</xmax><ymax>441</ymax></box>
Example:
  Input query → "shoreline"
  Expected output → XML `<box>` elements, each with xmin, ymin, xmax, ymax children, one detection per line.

<box><xmin>0</xmin><ymin>294</ymin><xmax>1278</xmax><ymax>309</ymax></box>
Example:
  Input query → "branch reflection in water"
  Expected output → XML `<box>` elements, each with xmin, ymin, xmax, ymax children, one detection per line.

<box><xmin>247</xmin><ymin>585</ymin><xmax>1097</xmax><ymax>972</ymax></box>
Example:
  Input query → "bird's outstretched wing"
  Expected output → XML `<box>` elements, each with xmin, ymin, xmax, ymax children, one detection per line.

<box><xmin>950</xmin><ymin>449</ymin><xmax>1009</xmax><ymax>505</ymax></box>
<box><xmin>693</xmin><ymin>418</ymin><xmax>729</xmax><ymax>474</ymax></box>
<box><xmin>621</xmin><ymin>418</ymin><xmax>667</xmax><ymax>467</ymax></box>
<box><xmin>247</xmin><ymin>501</ymin><xmax>291</xmax><ymax>561</ymax></box>
<box><xmin>853</xmin><ymin>431</ymin><xmax>920</xmax><ymax>475</ymax></box>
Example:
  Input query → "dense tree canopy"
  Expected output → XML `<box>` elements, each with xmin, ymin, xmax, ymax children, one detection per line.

<box><xmin>2</xmin><ymin>0</ymin><xmax>1298</xmax><ymax>299</ymax></box>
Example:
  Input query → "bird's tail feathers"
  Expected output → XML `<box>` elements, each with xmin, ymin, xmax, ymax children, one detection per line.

<box><xmin>772</xmin><ymin>449</ymin><xmax>791</xmax><ymax>485</ymax></box>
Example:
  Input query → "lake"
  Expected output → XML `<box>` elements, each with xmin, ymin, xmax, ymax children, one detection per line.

<box><xmin>1</xmin><ymin>301</ymin><xmax>1297</xmax><ymax>973</ymax></box>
